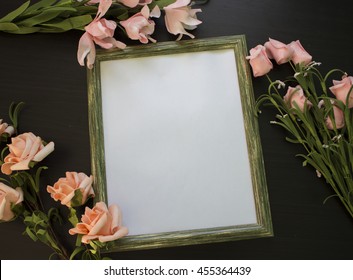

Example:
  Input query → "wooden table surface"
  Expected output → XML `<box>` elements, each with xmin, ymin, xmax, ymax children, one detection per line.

<box><xmin>1</xmin><ymin>0</ymin><xmax>353</xmax><ymax>259</ymax></box>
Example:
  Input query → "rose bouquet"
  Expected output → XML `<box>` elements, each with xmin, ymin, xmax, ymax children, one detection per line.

<box><xmin>0</xmin><ymin>0</ymin><xmax>206</xmax><ymax>68</ymax></box>
<box><xmin>247</xmin><ymin>38</ymin><xmax>353</xmax><ymax>218</ymax></box>
<box><xmin>0</xmin><ymin>103</ymin><xmax>128</xmax><ymax>259</ymax></box>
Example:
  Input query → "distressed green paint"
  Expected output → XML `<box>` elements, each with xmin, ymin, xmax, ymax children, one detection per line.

<box><xmin>87</xmin><ymin>35</ymin><xmax>273</xmax><ymax>252</ymax></box>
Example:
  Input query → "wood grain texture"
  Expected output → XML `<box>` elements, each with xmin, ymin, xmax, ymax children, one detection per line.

<box><xmin>1</xmin><ymin>0</ymin><xmax>353</xmax><ymax>259</ymax></box>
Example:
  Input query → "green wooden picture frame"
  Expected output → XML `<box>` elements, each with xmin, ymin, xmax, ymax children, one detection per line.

<box><xmin>87</xmin><ymin>35</ymin><xmax>273</xmax><ymax>252</ymax></box>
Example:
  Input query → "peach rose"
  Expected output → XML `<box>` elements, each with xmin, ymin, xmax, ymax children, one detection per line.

<box><xmin>246</xmin><ymin>45</ymin><xmax>273</xmax><ymax>77</ymax></box>
<box><xmin>0</xmin><ymin>119</ymin><xmax>14</xmax><ymax>137</ymax></box>
<box><xmin>284</xmin><ymin>85</ymin><xmax>312</xmax><ymax>112</ymax></box>
<box><xmin>329</xmin><ymin>76</ymin><xmax>353</xmax><ymax>108</ymax></box>
<box><xmin>264</xmin><ymin>38</ymin><xmax>293</xmax><ymax>64</ymax></box>
<box><xmin>77</xmin><ymin>0</ymin><xmax>126</xmax><ymax>69</ymax></box>
<box><xmin>288</xmin><ymin>40</ymin><xmax>312</xmax><ymax>65</ymax></box>
<box><xmin>1</xmin><ymin>132</ymin><xmax>54</xmax><ymax>175</ymax></box>
<box><xmin>0</xmin><ymin>183</ymin><xmax>23</xmax><ymax>221</ymax></box>
<box><xmin>47</xmin><ymin>172</ymin><xmax>95</xmax><ymax>207</ymax></box>
<box><xmin>69</xmin><ymin>201</ymin><xmax>128</xmax><ymax>244</ymax></box>
<box><xmin>164</xmin><ymin>0</ymin><xmax>202</xmax><ymax>40</ymax></box>
<box><xmin>120</xmin><ymin>5</ymin><xmax>158</xmax><ymax>44</ymax></box>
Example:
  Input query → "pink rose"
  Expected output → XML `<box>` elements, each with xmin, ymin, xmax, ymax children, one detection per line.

<box><xmin>120</xmin><ymin>5</ymin><xmax>158</xmax><ymax>44</ymax></box>
<box><xmin>77</xmin><ymin>0</ymin><xmax>126</xmax><ymax>69</ymax></box>
<box><xmin>0</xmin><ymin>119</ymin><xmax>14</xmax><ymax>136</ymax></box>
<box><xmin>69</xmin><ymin>201</ymin><xmax>128</xmax><ymax>244</ymax></box>
<box><xmin>283</xmin><ymin>85</ymin><xmax>312</xmax><ymax>112</ymax></box>
<box><xmin>329</xmin><ymin>76</ymin><xmax>353</xmax><ymax>108</ymax></box>
<box><xmin>164</xmin><ymin>0</ymin><xmax>202</xmax><ymax>40</ymax></box>
<box><xmin>325</xmin><ymin>105</ymin><xmax>345</xmax><ymax>130</ymax></box>
<box><xmin>264</xmin><ymin>38</ymin><xmax>293</xmax><ymax>64</ymax></box>
<box><xmin>1</xmin><ymin>132</ymin><xmax>54</xmax><ymax>175</ymax></box>
<box><xmin>288</xmin><ymin>40</ymin><xmax>312</xmax><ymax>65</ymax></box>
<box><xmin>47</xmin><ymin>172</ymin><xmax>95</xmax><ymax>207</ymax></box>
<box><xmin>0</xmin><ymin>183</ymin><xmax>23</xmax><ymax>221</ymax></box>
<box><xmin>246</xmin><ymin>45</ymin><xmax>273</xmax><ymax>77</ymax></box>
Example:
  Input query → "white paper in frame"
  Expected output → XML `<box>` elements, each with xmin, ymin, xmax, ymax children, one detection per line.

<box><xmin>88</xmin><ymin>35</ymin><xmax>273</xmax><ymax>252</ymax></box>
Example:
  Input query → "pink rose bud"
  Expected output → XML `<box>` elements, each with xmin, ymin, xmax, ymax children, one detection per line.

<box><xmin>288</xmin><ymin>40</ymin><xmax>312</xmax><ymax>65</ymax></box>
<box><xmin>329</xmin><ymin>76</ymin><xmax>353</xmax><ymax>108</ymax></box>
<box><xmin>120</xmin><ymin>5</ymin><xmax>158</xmax><ymax>44</ymax></box>
<box><xmin>164</xmin><ymin>0</ymin><xmax>202</xmax><ymax>41</ymax></box>
<box><xmin>69</xmin><ymin>201</ymin><xmax>128</xmax><ymax>243</ymax></box>
<box><xmin>0</xmin><ymin>119</ymin><xmax>14</xmax><ymax>136</ymax></box>
<box><xmin>47</xmin><ymin>172</ymin><xmax>95</xmax><ymax>207</ymax></box>
<box><xmin>1</xmin><ymin>132</ymin><xmax>54</xmax><ymax>175</ymax></box>
<box><xmin>246</xmin><ymin>45</ymin><xmax>273</xmax><ymax>77</ymax></box>
<box><xmin>325</xmin><ymin>105</ymin><xmax>345</xmax><ymax>130</ymax></box>
<box><xmin>77</xmin><ymin>0</ymin><xmax>126</xmax><ymax>69</ymax></box>
<box><xmin>264</xmin><ymin>38</ymin><xmax>294</xmax><ymax>64</ymax></box>
<box><xmin>283</xmin><ymin>85</ymin><xmax>312</xmax><ymax>112</ymax></box>
<box><xmin>0</xmin><ymin>183</ymin><xmax>23</xmax><ymax>222</ymax></box>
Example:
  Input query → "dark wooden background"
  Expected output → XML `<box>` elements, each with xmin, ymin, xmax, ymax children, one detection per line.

<box><xmin>1</xmin><ymin>0</ymin><xmax>353</xmax><ymax>259</ymax></box>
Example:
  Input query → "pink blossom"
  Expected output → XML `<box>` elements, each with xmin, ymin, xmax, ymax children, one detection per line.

<box><xmin>1</xmin><ymin>132</ymin><xmax>54</xmax><ymax>175</ymax></box>
<box><xmin>264</xmin><ymin>38</ymin><xmax>293</xmax><ymax>64</ymax></box>
<box><xmin>246</xmin><ymin>45</ymin><xmax>273</xmax><ymax>77</ymax></box>
<box><xmin>288</xmin><ymin>40</ymin><xmax>312</xmax><ymax>65</ymax></box>
<box><xmin>47</xmin><ymin>172</ymin><xmax>95</xmax><ymax>208</ymax></box>
<box><xmin>0</xmin><ymin>183</ymin><xmax>23</xmax><ymax>222</ymax></box>
<box><xmin>0</xmin><ymin>119</ymin><xmax>14</xmax><ymax>136</ymax></box>
<box><xmin>164</xmin><ymin>0</ymin><xmax>202</xmax><ymax>40</ymax></box>
<box><xmin>69</xmin><ymin>201</ymin><xmax>128</xmax><ymax>244</ymax></box>
<box><xmin>283</xmin><ymin>85</ymin><xmax>312</xmax><ymax>112</ymax></box>
<box><xmin>120</xmin><ymin>5</ymin><xmax>158</xmax><ymax>44</ymax></box>
<box><xmin>77</xmin><ymin>0</ymin><xmax>126</xmax><ymax>69</ymax></box>
<box><xmin>329</xmin><ymin>76</ymin><xmax>353</xmax><ymax>108</ymax></box>
<box><xmin>326</xmin><ymin>106</ymin><xmax>345</xmax><ymax>130</ymax></box>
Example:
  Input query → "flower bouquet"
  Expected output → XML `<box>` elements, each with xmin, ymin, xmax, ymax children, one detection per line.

<box><xmin>0</xmin><ymin>0</ymin><xmax>206</xmax><ymax>68</ymax></box>
<box><xmin>0</xmin><ymin>103</ymin><xmax>129</xmax><ymax>259</ymax></box>
<box><xmin>247</xmin><ymin>38</ymin><xmax>353</xmax><ymax>219</ymax></box>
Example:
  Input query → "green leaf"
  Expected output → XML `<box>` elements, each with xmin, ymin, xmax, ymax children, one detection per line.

<box><xmin>0</xmin><ymin>22</ymin><xmax>19</xmax><ymax>31</ymax></box>
<box><xmin>8</xmin><ymin>102</ymin><xmax>25</xmax><ymax>131</ymax></box>
<box><xmin>6</xmin><ymin>26</ymin><xmax>41</xmax><ymax>34</ymax></box>
<box><xmin>24</xmin><ymin>0</ymin><xmax>59</xmax><ymax>15</ymax></box>
<box><xmin>70</xmin><ymin>246</ymin><xmax>85</xmax><ymax>260</ymax></box>
<box><xmin>68</xmin><ymin>207</ymin><xmax>79</xmax><ymax>226</ymax></box>
<box><xmin>41</xmin><ymin>15</ymin><xmax>93</xmax><ymax>31</ymax></box>
<box><xmin>18</xmin><ymin>8</ymin><xmax>76</xmax><ymax>27</ymax></box>
<box><xmin>154</xmin><ymin>0</ymin><xmax>176</xmax><ymax>8</ymax></box>
<box><xmin>70</xmin><ymin>189</ymin><xmax>83</xmax><ymax>207</ymax></box>
<box><xmin>24</xmin><ymin>227</ymin><xmax>38</xmax><ymax>242</ymax></box>
<box><xmin>0</xmin><ymin>1</ymin><xmax>30</xmax><ymax>23</ymax></box>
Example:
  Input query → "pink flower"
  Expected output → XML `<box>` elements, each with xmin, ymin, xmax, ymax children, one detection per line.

<box><xmin>288</xmin><ymin>40</ymin><xmax>312</xmax><ymax>65</ymax></box>
<box><xmin>47</xmin><ymin>172</ymin><xmax>95</xmax><ymax>207</ymax></box>
<box><xmin>0</xmin><ymin>119</ymin><xmax>14</xmax><ymax>136</ymax></box>
<box><xmin>118</xmin><ymin>0</ymin><xmax>152</xmax><ymax>7</ymax></box>
<box><xmin>69</xmin><ymin>201</ymin><xmax>128</xmax><ymax>244</ymax></box>
<box><xmin>1</xmin><ymin>132</ymin><xmax>54</xmax><ymax>175</ymax></box>
<box><xmin>329</xmin><ymin>76</ymin><xmax>353</xmax><ymax>108</ymax></box>
<box><xmin>246</xmin><ymin>45</ymin><xmax>273</xmax><ymax>77</ymax></box>
<box><xmin>0</xmin><ymin>183</ymin><xmax>23</xmax><ymax>222</ymax></box>
<box><xmin>264</xmin><ymin>38</ymin><xmax>293</xmax><ymax>64</ymax></box>
<box><xmin>164</xmin><ymin>0</ymin><xmax>202</xmax><ymax>40</ymax></box>
<box><xmin>77</xmin><ymin>0</ymin><xmax>126</xmax><ymax>69</ymax></box>
<box><xmin>325</xmin><ymin>105</ymin><xmax>345</xmax><ymax>130</ymax></box>
<box><xmin>283</xmin><ymin>85</ymin><xmax>312</xmax><ymax>112</ymax></box>
<box><xmin>120</xmin><ymin>5</ymin><xmax>158</xmax><ymax>44</ymax></box>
